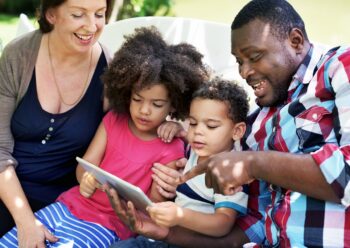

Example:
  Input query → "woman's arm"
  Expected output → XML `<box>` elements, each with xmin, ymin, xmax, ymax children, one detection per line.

<box><xmin>148</xmin><ymin>202</ymin><xmax>237</xmax><ymax>237</ymax></box>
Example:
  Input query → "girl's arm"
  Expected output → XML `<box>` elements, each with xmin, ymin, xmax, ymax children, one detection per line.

<box><xmin>147</xmin><ymin>201</ymin><xmax>237</xmax><ymax>237</ymax></box>
<box><xmin>148</xmin><ymin>160</ymin><xmax>179</xmax><ymax>202</ymax></box>
<box><xmin>76</xmin><ymin>122</ymin><xmax>107</xmax><ymax>197</ymax></box>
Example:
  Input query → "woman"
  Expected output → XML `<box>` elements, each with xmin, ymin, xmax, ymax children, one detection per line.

<box><xmin>0</xmin><ymin>0</ymin><xmax>112</xmax><ymax>246</ymax></box>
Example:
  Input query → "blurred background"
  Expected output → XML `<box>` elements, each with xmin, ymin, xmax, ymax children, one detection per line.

<box><xmin>0</xmin><ymin>0</ymin><xmax>349</xmax><ymax>50</ymax></box>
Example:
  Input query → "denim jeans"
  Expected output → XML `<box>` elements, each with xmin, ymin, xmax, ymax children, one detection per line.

<box><xmin>110</xmin><ymin>235</ymin><xmax>181</xmax><ymax>248</ymax></box>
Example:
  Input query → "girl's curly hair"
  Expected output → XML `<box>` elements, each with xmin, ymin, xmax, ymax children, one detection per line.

<box><xmin>102</xmin><ymin>26</ymin><xmax>209</xmax><ymax>120</ymax></box>
<box><xmin>192</xmin><ymin>77</ymin><xmax>250</xmax><ymax>123</ymax></box>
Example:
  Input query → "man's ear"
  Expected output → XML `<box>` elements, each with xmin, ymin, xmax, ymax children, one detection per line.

<box><xmin>289</xmin><ymin>28</ymin><xmax>305</xmax><ymax>54</ymax></box>
<box><xmin>232</xmin><ymin>121</ymin><xmax>246</xmax><ymax>141</ymax></box>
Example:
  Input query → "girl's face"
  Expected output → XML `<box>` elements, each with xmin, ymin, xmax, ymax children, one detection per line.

<box><xmin>187</xmin><ymin>98</ymin><xmax>237</xmax><ymax>161</ymax></box>
<box><xmin>129</xmin><ymin>84</ymin><xmax>173</xmax><ymax>140</ymax></box>
<box><xmin>46</xmin><ymin>0</ymin><xmax>107</xmax><ymax>53</ymax></box>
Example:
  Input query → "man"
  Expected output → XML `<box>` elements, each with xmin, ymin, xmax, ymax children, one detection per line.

<box><xmin>107</xmin><ymin>0</ymin><xmax>350</xmax><ymax>247</ymax></box>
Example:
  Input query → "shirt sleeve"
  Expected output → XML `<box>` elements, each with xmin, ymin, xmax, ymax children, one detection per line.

<box><xmin>214</xmin><ymin>190</ymin><xmax>248</xmax><ymax>215</ymax></box>
<box><xmin>0</xmin><ymin>43</ymin><xmax>18</xmax><ymax>172</ymax></box>
<box><xmin>310</xmin><ymin>46</ymin><xmax>350</xmax><ymax>207</ymax></box>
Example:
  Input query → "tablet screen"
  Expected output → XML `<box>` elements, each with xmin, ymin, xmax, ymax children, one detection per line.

<box><xmin>76</xmin><ymin>157</ymin><xmax>153</xmax><ymax>211</ymax></box>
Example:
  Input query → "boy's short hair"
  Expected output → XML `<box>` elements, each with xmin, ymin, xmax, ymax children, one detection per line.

<box><xmin>192</xmin><ymin>77</ymin><xmax>249</xmax><ymax>123</ymax></box>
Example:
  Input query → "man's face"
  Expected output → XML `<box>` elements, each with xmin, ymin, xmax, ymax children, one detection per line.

<box><xmin>231</xmin><ymin>19</ymin><xmax>298</xmax><ymax>107</ymax></box>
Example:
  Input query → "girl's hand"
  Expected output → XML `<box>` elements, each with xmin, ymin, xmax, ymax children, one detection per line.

<box><xmin>147</xmin><ymin>201</ymin><xmax>182</xmax><ymax>227</ymax></box>
<box><xmin>17</xmin><ymin>217</ymin><xmax>58</xmax><ymax>248</ymax></box>
<box><xmin>157</xmin><ymin>121</ymin><xmax>187</xmax><ymax>143</ymax></box>
<box><xmin>79</xmin><ymin>172</ymin><xmax>101</xmax><ymax>198</ymax></box>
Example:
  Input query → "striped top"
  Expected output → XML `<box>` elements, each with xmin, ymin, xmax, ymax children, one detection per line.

<box><xmin>176</xmin><ymin>148</ymin><xmax>248</xmax><ymax>215</ymax></box>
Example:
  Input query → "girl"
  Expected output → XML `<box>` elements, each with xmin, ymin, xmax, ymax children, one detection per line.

<box><xmin>0</xmin><ymin>26</ymin><xmax>208</xmax><ymax>248</ymax></box>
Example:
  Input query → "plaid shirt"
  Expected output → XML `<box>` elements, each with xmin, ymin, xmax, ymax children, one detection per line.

<box><xmin>237</xmin><ymin>44</ymin><xmax>350</xmax><ymax>247</ymax></box>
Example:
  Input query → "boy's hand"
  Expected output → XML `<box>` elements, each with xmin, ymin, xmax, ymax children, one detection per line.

<box><xmin>79</xmin><ymin>172</ymin><xmax>101</xmax><ymax>198</ymax></box>
<box><xmin>157</xmin><ymin>121</ymin><xmax>187</xmax><ymax>143</ymax></box>
<box><xmin>147</xmin><ymin>201</ymin><xmax>182</xmax><ymax>227</ymax></box>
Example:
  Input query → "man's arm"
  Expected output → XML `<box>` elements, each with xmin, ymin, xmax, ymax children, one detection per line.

<box><xmin>251</xmin><ymin>151</ymin><xmax>339</xmax><ymax>202</ymax></box>
<box><xmin>181</xmin><ymin>151</ymin><xmax>339</xmax><ymax>203</ymax></box>
<box><xmin>165</xmin><ymin>224</ymin><xmax>249</xmax><ymax>248</ymax></box>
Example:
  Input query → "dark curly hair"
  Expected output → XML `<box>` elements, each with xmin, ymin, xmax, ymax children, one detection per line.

<box><xmin>232</xmin><ymin>0</ymin><xmax>308</xmax><ymax>41</ymax></box>
<box><xmin>102</xmin><ymin>26</ymin><xmax>209</xmax><ymax>120</ymax></box>
<box><xmin>192</xmin><ymin>77</ymin><xmax>249</xmax><ymax>123</ymax></box>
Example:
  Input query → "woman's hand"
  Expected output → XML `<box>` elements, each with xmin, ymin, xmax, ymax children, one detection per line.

<box><xmin>79</xmin><ymin>171</ymin><xmax>101</xmax><ymax>198</ymax></box>
<box><xmin>17</xmin><ymin>217</ymin><xmax>58</xmax><ymax>248</ymax></box>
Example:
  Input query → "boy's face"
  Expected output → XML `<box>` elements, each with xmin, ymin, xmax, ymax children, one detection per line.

<box><xmin>187</xmin><ymin>98</ymin><xmax>238</xmax><ymax>161</ymax></box>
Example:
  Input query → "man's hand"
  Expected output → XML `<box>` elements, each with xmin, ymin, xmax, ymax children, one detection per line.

<box><xmin>152</xmin><ymin>158</ymin><xmax>187</xmax><ymax>199</ymax></box>
<box><xmin>17</xmin><ymin>218</ymin><xmax>58</xmax><ymax>248</ymax></box>
<box><xmin>79</xmin><ymin>172</ymin><xmax>101</xmax><ymax>198</ymax></box>
<box><xmin>104</xmin><ymin>185</ymin><xmax>169</xmax><ymax>240</ymax></box>
<box><xmin>180</xmin><ymin>151</ymin><xmax>255</xmax><ymax>195</ymax></box>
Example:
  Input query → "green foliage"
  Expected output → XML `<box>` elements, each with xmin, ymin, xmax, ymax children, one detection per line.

<box><xmin>0</xmin><ymin>0</ymin><xmax>173</xmax><ymax>20</ymax></box>
<box><xmin>117</xmin><ymin>0</ymin><xmax>173</xmax><ymax>20</ymax></box>
<box><xmin>0</xmin><ymin>0</ymin><xmax>39</xmax><ymax>15</ymax></box>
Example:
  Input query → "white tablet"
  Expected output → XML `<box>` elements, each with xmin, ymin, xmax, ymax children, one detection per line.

<box><xmin>76</xmin><ymin>157</ymin><xmax>153</xmax><ymax>211</ymax></box>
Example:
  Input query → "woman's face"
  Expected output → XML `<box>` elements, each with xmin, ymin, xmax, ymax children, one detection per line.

<box><xmin>47</xmin><ymin>0</ymin><xmax>107</xmax><ymax>52</ymax></box>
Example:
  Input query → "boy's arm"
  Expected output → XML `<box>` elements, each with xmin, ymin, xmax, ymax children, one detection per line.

<box><xmin>179</xmin><ymin>207</ymin><xmax>237</xmax><ymax>237</ymax></box>
<box><xmin>147</xmin><ymin>201</ymin><xmax>237</xmax><ymax>237</ymax></box>
<box><xmin>149</xmin><ymin>160</ymin><xmax>179</xmax><ymax>202</ymax></box>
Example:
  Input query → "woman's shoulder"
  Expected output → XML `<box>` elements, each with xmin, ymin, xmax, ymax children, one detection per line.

<box><xmin>5</xmin><ymin>30</ymin><xmax>41</xmax><ymax>51</ymax></box>
<box><xmin>2</xmin><ymin>30</ymin><xmax>42</xmax><ymax>59</ymax></box>
<box><xmin>99</xmin><ymin>42</ymin><xmax>113</xmax><ymax>65</ymax></box>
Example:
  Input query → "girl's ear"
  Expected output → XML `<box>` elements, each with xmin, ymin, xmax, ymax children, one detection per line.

<box><xmin>231</xmin><ymin>121</ymin><xmax>246</xmax><ymax>141</ymax></box>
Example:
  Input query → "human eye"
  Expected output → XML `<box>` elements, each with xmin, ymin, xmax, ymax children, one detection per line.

<box><xmin>235</xmin><ymin>57</ymin><xmax>242</xmax><ymax>66</ymax></box>
<box><xmin>153</xmin><ymin>103</ymin><xmax>164</xmax><ymax>108</ymax></box>
<box><xmin>189</xmin><ymin>121</ymin><xmax>197</xmax><ymax>127</ymax></box>
<box><xmin>95</xmin><ymin>11</ymin><xmax>105</xmax><ymax>18</ymax></box>
<box><xmin>249</xmin><ymin>52</ymin><xmax>262</xmax><ymax>62</ymax></box>
<box><xmin>71</xmin><ymin>12</ymin><xmax>83</xmax><ymax>18</ymax></box>
<box><xmin>207</xmin><ymin>125</ymin><xmax>218</xmax><ymax>129</ymax></box>
<box><xmin>131</xmin><ymin>96</ymin><xmax>141</xmax><ymax>102</ymax></box>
